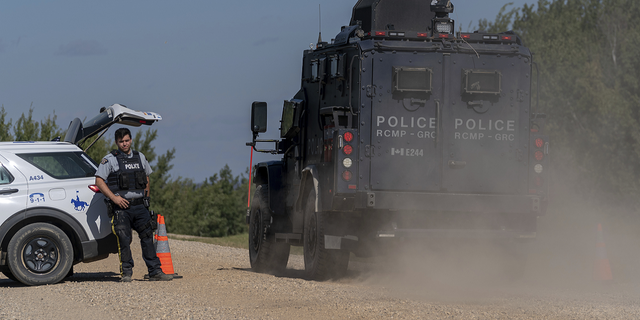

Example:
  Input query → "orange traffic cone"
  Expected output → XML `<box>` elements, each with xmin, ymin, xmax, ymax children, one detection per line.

<box><xmin>594</xmin><ymin>223</ymin><xmax>613</xmax><ymax>282</ymax></box>
<box><xmin>155</xmin><ymin>214</ymin><xmax>180</xmax><ymax>278</ymax></box>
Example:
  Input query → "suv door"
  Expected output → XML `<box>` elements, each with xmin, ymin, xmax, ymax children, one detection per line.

<box><xmin>12</xmin><ymin>151</ymin><xmax>110</xmax><ymax>241</ymax></box>
<box><xmin>0</xmin><ymin>155</ymin><xmax>28</xmax><ymax>222</ymax></box>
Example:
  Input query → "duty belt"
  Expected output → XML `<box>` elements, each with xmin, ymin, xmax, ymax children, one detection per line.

<box><xmin>127</xmin><ymin>198</ymin><xmax>145</xmax><ymax>206</ymax></box>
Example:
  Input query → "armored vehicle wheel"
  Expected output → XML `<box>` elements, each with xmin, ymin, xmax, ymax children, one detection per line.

<box><xmin>7</xmin><ymin>223</ymin><xmax>73</xmax><ymax>286</ymax></box>
<box><xmin>249</xmin><ymin>185</ymin><xmax>290</xmax><ymax>274</ymax></box>
<box><xmin>303</xmin><ymin>189</ymin><xmax>349</xmax><ymax>280</ymax></box>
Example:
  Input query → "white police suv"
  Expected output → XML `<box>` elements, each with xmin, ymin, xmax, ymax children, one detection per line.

<box><xmin>0</xmin><ymin>104</ymin><xmax>161</xmax><ymax>286</ymax></box>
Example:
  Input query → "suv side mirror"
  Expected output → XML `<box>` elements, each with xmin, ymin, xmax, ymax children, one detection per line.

<box><xmin>251</xmin><ymin>102</ymin><xmax>268</xmax><ymax>133</ymax></box>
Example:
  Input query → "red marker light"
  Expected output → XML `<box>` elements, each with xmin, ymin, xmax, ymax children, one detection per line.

<box><xmin>88</xmin><ymin>185</ymin><xmax>101</xmax><ymax>193</ymax></box>
<box><xmin>348</xmin><ymin>184</ymin><xmax>357</xmax><ymax>190</ymax></box>
<box><xmin>461</xmin><ymin>34</ymin><xmax>471</xmax><ymax>39</ymax></box>
<box><xmin>534</xmin><ymin>150</ymin><xmax>544</xmax><ymax>161</ymax></box>
<box><xmin>375</xmin><ymin>31</ymin><xmax>386</xmax><ymax>36</ymax></box>
<box><xmin>417</xmin><ymin>32</ymin><xmax>428</xmax><ymax>37</ymax></box>
<box><xmin>501</xmin><ymin>35</ymin><xmax>513</xmax><ymax>41</ymax></box>
<box><xmin>535</xmin><ymin>138</ymin><xmax>544</xmax><ymax>149</ymax></box>
<box><xmin>534</xmin><ymin>176</ymin><xmax>543</xmax><ymax>187</ymax></box>
<box><xmin>438</xmin><ymin>34</ymin><xmax>450</xmax><ymax>39</ymax></box>
<box><xmin>343</xmin><ymin>131</ymin><xmax>354</xmax><ymax>142</ymax></box>
<box><xmin>342</xmin><ymin>170</ymin><xmax>352</xmax><ymax>181</ymax></box>
<box><xmin>343</xmin><ymin>144</ymin><xmax>353</xmax><ymax>155</ymax></box>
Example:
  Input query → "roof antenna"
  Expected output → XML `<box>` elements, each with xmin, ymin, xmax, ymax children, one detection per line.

<box><xmin>317</xmin><ymin>4</ymin><xmax>323</xmax><ymax>46</ymax></box>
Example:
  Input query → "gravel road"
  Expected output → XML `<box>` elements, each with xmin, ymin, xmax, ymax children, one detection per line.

<box><xmin>1</xmin><ymin>232</ymin><xmax>640</xmax><ymax>320</ymax></box>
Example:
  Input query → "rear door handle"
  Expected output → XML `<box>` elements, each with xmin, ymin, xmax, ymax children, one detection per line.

<box><xmin>448</xmin><ymin>160</ymin><xmax>466</xmax><ymax>169</ymax></box>
<box><xmin>0</xmin><ymin>188</ymin><xmax>19</xmax><ymax>195</ymax></box>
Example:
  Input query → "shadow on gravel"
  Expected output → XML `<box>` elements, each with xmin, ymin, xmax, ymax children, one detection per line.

<box><xmin>0</xmin><ymin>272</ymin><xmax>120</xmax><ymax>286</ymax></box>
<box><xmin>228</xmin><ymin>266</ymin><xmax>363</xmax><ymax>282</ymax></box>
<box><xmin>0</xmin><ymin>278</ymin><xmax>25</xmax><ymax>287</ymax></box>
<box><xmin>66</xmin><ymin>271</ymin><xmax>121</xmax><ymax>283</ymax></box>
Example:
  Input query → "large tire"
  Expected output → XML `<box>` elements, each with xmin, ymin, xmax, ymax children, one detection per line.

<box><xmin>7</xmin><ymin>223</ymin><xmax>73</xmax><ymax>286</ymax></box>
<box><xmin>303</xmin><ymin>188</ymin><xmax>349</xmax><ymax>280</ymax></box>
<box><xmin>249</xmin><ymin>185</ymin><xmax>290</xmax><ymax>274</ymax></box>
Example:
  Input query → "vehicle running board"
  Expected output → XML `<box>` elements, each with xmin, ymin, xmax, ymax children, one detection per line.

<box><xmin>274</xmin><ymin>233</ymin><xmax>302</xmax><ymax>245</ymax></box>
<box><xmin>274</xmin><ymin>233</ymin><xmax>360</xmax><ymax>250</ymax></box>
<box><xmin>324</xmin><ymin>235</ymin><xmax>359</xmax><ymax>250</ymax></box>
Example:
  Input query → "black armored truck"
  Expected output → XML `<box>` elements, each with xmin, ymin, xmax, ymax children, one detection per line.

<box><xmin>247</xmin><ymin>0</ymin><xmax>549</xmax><ymax>280</ymax></box>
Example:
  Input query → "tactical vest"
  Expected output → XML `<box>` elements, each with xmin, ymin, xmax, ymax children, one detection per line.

<box><xmin>106</xmin><ymin>150</ymin><xmax>147</xmax><ymax>196</ymax></box>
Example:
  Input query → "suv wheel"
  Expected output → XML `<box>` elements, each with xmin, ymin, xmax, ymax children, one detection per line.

<box><xmin>8</xmin><ymin>223</ymin><xmax>73</xmax><ymax>286</ymax></box>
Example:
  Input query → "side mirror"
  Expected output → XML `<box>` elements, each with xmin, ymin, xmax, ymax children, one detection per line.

<box><xmin>251</xmin><ymin>102</ymin><xmax>268</xmax><ymax>133</ymax></box>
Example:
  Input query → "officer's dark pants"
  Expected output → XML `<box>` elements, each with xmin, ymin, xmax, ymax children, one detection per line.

<box><xmin>111</xmin><ymin>203</ymin><xmax>162</xmax><ymax>277</ymax></box>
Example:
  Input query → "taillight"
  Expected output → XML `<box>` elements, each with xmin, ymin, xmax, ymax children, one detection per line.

<box><xmin>337</xmin><ymin>130</ymin><xmax>357</xmax><ymax>191</ymax></box>
<box><xmin>89</xmin><ymin>185</ymin><xmax>101</xmax><ymax>193</ymax></box>
<box><xmin>530</xmin><ymin>135</ymin><xmax>549</xmax><ymax>199</ymax></box>
<box><xmin>344</xmin><ymin>131</ymin><xmax>354</xmax><ymax>142</ymax></box>
<box><xmin>343</xmin><ymin>144</ymin><xmax>353</xmax><ymax>155</ymax></box>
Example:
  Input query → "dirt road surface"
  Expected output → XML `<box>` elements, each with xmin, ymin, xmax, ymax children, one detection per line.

<box><xmin>1</xmin><ymin>230</ymin><xmax>640</xmax><ymax>320</ymax></box>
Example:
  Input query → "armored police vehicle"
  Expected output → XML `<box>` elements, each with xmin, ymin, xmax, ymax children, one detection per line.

<box><xmin>247</xmin><ymin>0</ymin><xmax>549</xmax><ymax>280</ymax></box>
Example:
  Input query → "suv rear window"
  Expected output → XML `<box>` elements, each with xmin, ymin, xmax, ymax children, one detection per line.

<box><xmin>17</xmin><ymin>152</ymin><xmax>97</xmax><ymax>179</ymax></box>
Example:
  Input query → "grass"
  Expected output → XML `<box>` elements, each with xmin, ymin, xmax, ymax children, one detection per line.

<box><xmin>168</xmin><ymin>233</ymin><xmax>249</xmax><ymax>249</ymax></box>
<box><xmin>168</xmin><ymin>233</ymin><xmax>303</xmax><ymax>255</ymax></box>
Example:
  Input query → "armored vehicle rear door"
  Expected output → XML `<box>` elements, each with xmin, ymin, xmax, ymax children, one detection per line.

<box><xmin>368</xmin><ymin>51</ymin><xmax>444</xmax><ymax>192</ymax></box>
<box><xmin>368</xmin><ymin>50</ymin><xmax>529</xmax><ymax>195</ymax></box>
<box><xmin>440</xmin><ymin>53</ymin><xmax>529</xmax><ymax>194</ymax></box>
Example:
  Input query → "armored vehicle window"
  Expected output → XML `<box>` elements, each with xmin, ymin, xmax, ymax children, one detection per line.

<box><xmin>462</xmin><ymin>69</ymin><xmax>502</xmax><ymax>95</ymax></box>
<box><xmin>281</xmin><ymin>100</ymin><xmax>298</xmax><ymax>138</ymax></box>
<box><xmin>393</xmin><ymin>67</ymin><xmax>432</xmax><ymax>93</ymax></box>
<box><xmin>311</xmin><ymin>60</ymin><xmax>319</xmax><ymax>82</ymax></box>
<box><xmin>330</xmin><ymin>54</ymin><xmax>346</xmax><ymax>79</ymax></box>
<box><xmin>0</xmin><ymin>165</ymin><xmax>14</xmax><ymax>184</ymax></box>
<box><xmin>17</xmin><ymin>152</ymin><xmax>97</xmax><ymax>180</ymax></box>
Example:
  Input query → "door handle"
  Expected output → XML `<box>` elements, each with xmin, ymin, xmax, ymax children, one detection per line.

<box><xmin>448</xmin><ymin>160</ymin><xmax>466</xmax><ymax>169</ymax></box>
<box><xmin>0</xmin><ymin>188</ymin><xmax>19</xmax><ymax>195</ymax></box>
<box><xmin>435</xmin><ymin>100</ymin><xmax>441</xmax><ymax>148</ymax></box>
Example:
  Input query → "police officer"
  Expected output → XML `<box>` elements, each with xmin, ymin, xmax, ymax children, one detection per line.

<box><xmin>95</xmin><ymin>128</ymin><xmax>172</xmax><ymax>282</ymax></box>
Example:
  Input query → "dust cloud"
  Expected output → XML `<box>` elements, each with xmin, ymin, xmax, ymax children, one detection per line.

<box><xmin>341</xmin><ymin>177</ymin><xmax>640</xmax><ymax>303</ymax></box>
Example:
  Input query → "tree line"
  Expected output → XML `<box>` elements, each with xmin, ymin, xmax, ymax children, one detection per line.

<box><xmin>479</xmin><ymin>0</ymin><xmax>640</xmax><ymax>214</ymax></box>
<box><xmin>0</xmin><ymin>107</ymin><xmax>249</xmax><ymax>237</ymax></box>
<box><xmin>2</xmin><ymin>0</ymin><xmax>639</xmax><ymax>234</ymax></box>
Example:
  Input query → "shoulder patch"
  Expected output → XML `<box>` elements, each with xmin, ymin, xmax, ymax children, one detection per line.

<box><xmin>101</xmin><ymin>158</ymin><xmax>108</xmax><ymax>165</ymax></box>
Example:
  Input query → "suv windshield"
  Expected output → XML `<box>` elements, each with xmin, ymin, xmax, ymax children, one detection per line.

<box><xmin>18</xmin><ymin>152</ymin><xmax>97</xmax><ymax>179</ymax></box>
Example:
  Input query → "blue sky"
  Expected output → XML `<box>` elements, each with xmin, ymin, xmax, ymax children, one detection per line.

<box><xmin>1</xmin><ymin>0</ymin><xmax>536</xmax><ymax>181</ymax></box>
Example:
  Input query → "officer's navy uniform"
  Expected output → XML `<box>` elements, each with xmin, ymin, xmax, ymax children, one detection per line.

<box><xmin>96</xmin><ymin>149</ymin><xmax>163</xmax><ymax>278</ymax></box>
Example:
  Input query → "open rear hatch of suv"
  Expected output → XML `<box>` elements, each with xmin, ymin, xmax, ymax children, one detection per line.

<box><xmin>63</xmin><ymin>104</ymin><xmax>162</xmax><ymax>148</ymax></box>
